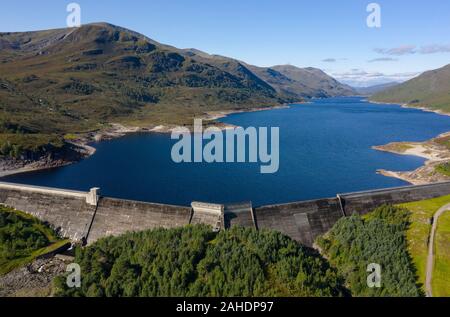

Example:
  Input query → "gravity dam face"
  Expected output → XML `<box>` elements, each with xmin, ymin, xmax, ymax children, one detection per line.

<box><xmin>1</xmin><ymin>181</ymin><xmax>449</xmax><ymax>247</ymax></box>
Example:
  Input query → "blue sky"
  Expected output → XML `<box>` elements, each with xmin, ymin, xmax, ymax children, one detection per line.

<box><xmin>1</xmin><ymin>0</ymin><xmax>449</xmax><ymax>86</ymax></box>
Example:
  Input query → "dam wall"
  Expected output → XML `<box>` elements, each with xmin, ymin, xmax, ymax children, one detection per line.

<box><xmin>254</xmin><ymin>198</ymin><xmax>344</xmax><ymax>246</ymax></box>
<box><xmin>0</xmin><ymin>183</ymin><xmax>97</xmax><ymax>241</ymax></box>
<box><xmin>340</xmin><ymin>182</ymin><xmax>450</xmax><ymax>215</ymax></box>
<box><xmin>0</xmin><ymin>181</ymin><xmax>449</xmax><ymax>246</ymax></box>
<box><xmin>86</xmin><ymin>197</ymin><xmax>193</xmax><ymax>243</ymax></box>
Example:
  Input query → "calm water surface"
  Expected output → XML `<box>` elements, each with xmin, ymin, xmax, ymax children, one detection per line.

<box><xmin>3</xmin><ymin>97</ymin><xmax>450</xmax><ymax>206</ymax></box>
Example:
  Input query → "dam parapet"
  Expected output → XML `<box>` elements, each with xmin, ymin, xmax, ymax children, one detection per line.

<box><xmin>0</xmin><ymin>181</ymin><xmax>449</xmax><ymax>246</ymax></box>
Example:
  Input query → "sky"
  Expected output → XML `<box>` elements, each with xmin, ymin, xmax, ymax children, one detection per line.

<box><xmin>1</xmin><ymin>0</ymin><xmax>449</xmax><ymax>87</ymax></box>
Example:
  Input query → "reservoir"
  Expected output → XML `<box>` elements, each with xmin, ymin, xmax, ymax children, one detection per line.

<box><xmin>3</xmin><ymin>97</ymin><xmax>450</xmax><ymax>206</ymax></box>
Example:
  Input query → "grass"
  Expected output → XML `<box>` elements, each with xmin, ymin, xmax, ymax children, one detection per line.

<box><xmin>435</xmin><ymin>162</ymin><xmax>450</xmax><ymax>177</ymax></box>
<box><xmin>0</xmin><ymin>133</ymin><xmax>65</xmax><ymax>158</ymax></box>
<box><xmin>433</xmin><ymin>211</ymin><xmax>450</xmax><ymax>297</ymax></box>
<box><xmin>434</xmin><ymin>135</ymin><xmax>450</xmax><ymax>150</ymax></box>
<box><xmin>0</xmin><ymin>239</ymin><xmax>70</xmax><ymax>275</ymax></box>
<box><xmin>0</xmin><ymin>207</ymin><xmax>68</xmax><ymax>275</ymax></box>
<box><xmin>380</xmin><ymin>143</ymin><xmax>414</xmax><ymax>153</ymax></box>
<box><xmin>399</xmin><ymin>195</ymin><xmax>450</xmax><ymax>296</ymax></box>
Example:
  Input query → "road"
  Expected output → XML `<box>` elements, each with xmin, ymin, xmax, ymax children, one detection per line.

<box><xmin>425</xmin><ymin>203</ymin><xmax>450</xmax><ymax>297</ymax></box>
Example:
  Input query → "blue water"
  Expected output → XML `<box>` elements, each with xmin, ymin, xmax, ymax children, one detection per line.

<box><xmin>2</xmin><ymin>97</ymin><xmax>450</xmax><ymax>206</ymax></box>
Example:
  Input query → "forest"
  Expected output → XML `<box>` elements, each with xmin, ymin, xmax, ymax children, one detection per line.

<box><xmin>316</xmin><ymin>205</ymin><xmax>422</xmax><ymax>297</ymax></box>
<box><xmin>54</xmin><ymin>225</ymin><xmax>348</xmax><ymax>297</ymax></box>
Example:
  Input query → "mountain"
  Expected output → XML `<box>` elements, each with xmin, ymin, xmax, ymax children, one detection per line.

<box><xmin>179</xmin><ymin>51</ymin><xmax>355</xmax><ymax>100</ymax></box>
<box><xmin>353</xmin><ymin>82</ymin><xmax>400</xmax><ymax>96</ymax></box>
<box><xmin>246</xmin><ymin>64</ymin><xmax>355</xmax><ymax>100</ymax></box>
<box><xmin>371</xmin><ymin>64</ymin><xmax>450</xmax><ymax>113</ymax></box>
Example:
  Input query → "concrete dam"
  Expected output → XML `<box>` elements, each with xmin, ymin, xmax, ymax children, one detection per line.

<box><xmin>1</xmin><ymin>181</ymin><xmax>450</xmax><ymax>247</ymax></box>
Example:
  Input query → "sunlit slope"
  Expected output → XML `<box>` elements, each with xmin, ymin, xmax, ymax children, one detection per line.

<box><xmin>371</xmin><ymin>64</ymin><xmax>450</xmax><ymax>113</ymax></box>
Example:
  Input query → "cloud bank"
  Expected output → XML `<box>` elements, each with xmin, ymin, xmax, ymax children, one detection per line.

<box><xmin>330</xmin><ymin>69</ymin><xmax>420</xmax><ymax>87</ymax></box>
<box><xmin>374</xmin><ymin>44</ymin><xmax>450</xmax><ymax>56</ymax></box>
<box><xmin>368</xmin><ymin>57</ymin><xmax>398</xmax><ymax>63</ymax></box>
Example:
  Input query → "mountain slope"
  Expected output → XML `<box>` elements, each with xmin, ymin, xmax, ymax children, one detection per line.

<box><xmin>246</xmin><ymin>64</ymin><xmax>355</xmax><ymax>99</ymax></box>
<box><xmin>371</xmin><ymin>64</ymin><xmax>450</xmax><ymax>113</ymax></box>
<box><xmin>354</xmin><ymin>82</ymin><xmax>400</xmax><ymax>96</ymax></box>
<box><xmin>179</xmin><ymin>49</ymin><xmax>355</xmax><ymax>100</ymax></box>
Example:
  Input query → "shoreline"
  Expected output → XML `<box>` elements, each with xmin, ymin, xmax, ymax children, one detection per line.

<box><xmin>0</xmin><ymin>104</ymin><xmax>290</xmax><ymax>178</ymax></box>
<box><xmin>367</xmin><ymin>99</ymin><xmax>450</xmax><ymax>118</ymax></box>
<box><xmin>373</xmin><ymin>131</ymin><xmax>450</xmax><ymax>185</ymax></box>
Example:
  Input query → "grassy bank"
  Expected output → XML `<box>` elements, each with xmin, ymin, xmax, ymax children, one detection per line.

<box><xmin>399</xmin><ymin>195</ymin><xmax>450</xmax><ymax>295</ymax></box>
<box><xmin>0</xmin><ymin>206</ymin><xmax>68</xmax><ymax>275</ymax></box>
<box><xmin>433</xmin><ymin>211</ymin><xmax>450</xmax><ymax>296</ymax></box>
<box><xmin>0</xmin><ymin>133</ymin><xmax>65</xmax><ymax>159</ymax></box>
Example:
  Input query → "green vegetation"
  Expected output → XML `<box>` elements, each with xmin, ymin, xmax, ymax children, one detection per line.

<box><xmin>434</xmin><ymin>211</ymin><xmax>450</xmax><ymax>297</ymax></box>
<box><xmin>0</xmin><ymin>133</ymin><xmax>64</xmax><ymax>159</ymax></box>
<box><xmin>54</xmin><ymin>225</ymin><xmax>347</xmax><ymax>297</ymax></box>
<box><xmin>247</xmin><ymin>64</ymin><xmax>354</xmax><ymax>99</ymax></box>
<box><xmin>435</xmin><ymin>162</ymin><xmax>450</xmax><ymax>177</ymax></box>
<box><xmin>316</xmin><ymin>205</ymin><xmax>422</xmax><ymax>297</ymax></box>
<box><xmin>434</xmin><ymin>134</ymin><xmax>450</xmax><ymax>150</ymax></box>
<box><xmin>0</xmin><ymin>206</ymin><xmax>67</xmax><ymax>275</ymax></box>
<box><xmin>371</xmin><ymin>64</ymin><xmax>450</xmax><ymax>113</ymax></box>
<box><xmin>376</xmin><ymin>142</ymin><xmax>414</xmax><ymax>153</ymax></box>
<box><xmin>400</xmin><ymin>195</ymin><xmax>450</xmax><ymax>296</ymax></box>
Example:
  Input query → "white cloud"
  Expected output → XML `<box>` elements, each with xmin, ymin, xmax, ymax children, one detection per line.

<box><xmin>329</xmin><ymin>69</ymin><xmax>420</xmax><ymax>87</ymax></box>
<box><xmin>368</xmin><ymin>57</ymin><xmax>398</xmax><ymax>63</ymax></box>
<box><xmin>419</xmin><ymin>44</ymin><xmax>450</xmax><ymax>54</ymax></box>
<box><xmin>374</xmin><ymin>44</ymin><xmax>450</xmax><ymax>56</ymax></box>
<box><xmin>374</xmin><ymin>45</ymin><xmax>416</xmax><ymax>56</ymax></box>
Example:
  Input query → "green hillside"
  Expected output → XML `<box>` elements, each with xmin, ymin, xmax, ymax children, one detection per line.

<box><xmin>0</xmin><ymin>206</ymin><xmax>68</xmax><ymax>275</ymax></box>
<box><xmin>371</xmin><ymin>64</ymin><xmax>450</xmax><ymax>113</ymax></box>
<box><xmin>247</xmin><ymin>64</ymin><xmax>355</xmax><ymax>100</ymax></box>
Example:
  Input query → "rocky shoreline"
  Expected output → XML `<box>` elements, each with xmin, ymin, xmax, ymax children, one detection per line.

<box><xmin>374</xmin><ymin>132</ymin><xmax>450</xmax><ymax>185</ymax></box>
<box><xmin>0</xmin><ymin>142</ymin><xmax>95</xmax><ymax>178</ymax></box>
